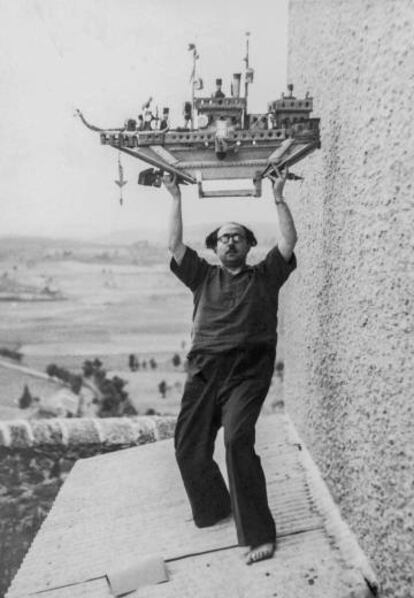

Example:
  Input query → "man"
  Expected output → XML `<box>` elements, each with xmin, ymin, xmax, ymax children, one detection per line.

<box><xmin>165</xmin><ymin>169</ymin><xmax>297</xmax><ymax>564</ymax></box>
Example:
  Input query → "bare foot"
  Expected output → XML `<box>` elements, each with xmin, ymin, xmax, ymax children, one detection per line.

<box><xmin>245</xmin><ymin>542</ymin><xmax>275</xmax><ymax>565</ymax></box>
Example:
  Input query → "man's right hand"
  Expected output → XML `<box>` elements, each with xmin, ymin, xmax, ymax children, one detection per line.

<box><xmin>163</xmin><ymin>173</ymin><xmax>181</xmax><ymax>199</ymax></box>
<box><xmin>166</xmin><ymin>172</ymin><xmax>186</xmax><ymax>264</ymax></box>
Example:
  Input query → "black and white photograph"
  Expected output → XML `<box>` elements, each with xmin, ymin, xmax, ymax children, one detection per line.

<box><xmin>0</xmin><ymin>1</ymin><xmax>412</xmax><ymax>597</ymax></box>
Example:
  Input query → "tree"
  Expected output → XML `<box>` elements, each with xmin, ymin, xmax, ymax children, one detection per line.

<box><xmin>81</xmin><ymin>359</ymin><xmax>137</xmax><ymax>418</ymax></box>
<box><xmin>46</xmin><ymin>364</ymin><xmax>82</xmax><ymax>394</ymax></box>
<box><xmin>172</xmin><ymin>353</ymin><xmax>181</xmax><ymax>367</ymax></box>
<box><xmin>0</xmin><ymin>347</ymin><xmax>23</xmax><ymax>362</ymax></box>
<box><xmin>274</xmin><ymin>360</ymin><xmax>284</xmax><ymax>380</ymax></box>
<box><xmin>158</xmin><ymin>380</ymin><xmax>167</xmax><ymax>398</ymax></box>
<box><xmin>19</xmin><ymin>385</ymin><xmax>33</xmax><ymax>409</ymax></box>
<box><xmin>145</xmin><ymin>408</ymin><xmax>160</xmax><ymax>416</ymax></box>
<box><xmin>128</xmin><ymin>354</ymin><xmax>138</xmax><ymax>372</ymax></box>
<box><xmin>46</xmin><ymin>359</ymin><xmax>137</xmax><ymax>418</ymax></box>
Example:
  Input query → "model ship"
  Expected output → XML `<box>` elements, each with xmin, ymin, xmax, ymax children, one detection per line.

<box><xmin>77</xmin><ymin>34</ymin><xmax>320</xmax><ymax>199</ymax></box>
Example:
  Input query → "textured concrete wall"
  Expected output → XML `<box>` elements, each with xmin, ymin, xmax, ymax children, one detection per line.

<box><xmin>0</xmin><ymin>417</ymin><xmax>176</xmax><ymax>598</ymax></box>
<box><xmin>284</xmin><ymin>1</ymin><xmax>413</xmax><ymax>596</ymax></box>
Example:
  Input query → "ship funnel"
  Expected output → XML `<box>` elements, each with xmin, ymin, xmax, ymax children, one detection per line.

<box><xmin>231</xmin><ymin>73</ymin><xmax>241</xmax><ymax>98</ymax></box>
<box><xmin>214</xmin><ymin>78</ymin><xmax>225</xmax><ymax>98</ymax></box>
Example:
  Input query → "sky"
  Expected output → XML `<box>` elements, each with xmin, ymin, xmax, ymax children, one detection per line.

<box><xmin>0</xmin><ymin>0</ymin><xmax>289</xmax><ymax>239</ymax></box>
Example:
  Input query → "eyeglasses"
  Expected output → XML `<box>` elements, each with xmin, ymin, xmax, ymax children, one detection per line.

<box><xmin>217</xmin><ymin>233</ymin><xmax>246</xmax><ymax>244</ymax></box>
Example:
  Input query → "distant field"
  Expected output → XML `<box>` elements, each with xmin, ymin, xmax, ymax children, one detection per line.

<box><xmin>0</xmin><ymin>255</ymin><xmax>193</xmax><ymax>418</ymax></box>
<box><xmin>0</xmin><ymin>244</ymin><xmax>283</xmax><ymax>420</ymax></box>
<box><xmin>0</xmin><ymin>260</ymin><xmax>192</xmax><ymax>348</ymax></box>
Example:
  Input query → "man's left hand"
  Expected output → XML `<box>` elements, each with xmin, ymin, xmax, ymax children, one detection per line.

<box><xmin>272</xmin><ymin>168</ymin><xmax>288</xmax><ymax>201</ymax></box>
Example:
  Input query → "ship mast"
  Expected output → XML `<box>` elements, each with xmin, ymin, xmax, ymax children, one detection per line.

<box><xmin>244</xmin><ymin>31</ymin><xmax>250</xmax><ymax>106</ymax></box>
<box><xmin>242</xmin><ymin>32</ymin><xmax>254</xmax><ymax>128</ymax></box>
<box><xmin>188</xmin><ymin>43</ymin><xmax>199</xmax><ymax>130</ymax></box>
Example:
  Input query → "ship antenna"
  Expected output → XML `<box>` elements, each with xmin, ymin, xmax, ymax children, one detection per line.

<box><xmin>244</xmin><ymin>32</ymin><xmax>250</xmax><ymax>108</ymax></box>
<box><xmin>242</xmin><ymin>32</ymin><xmax>255</xmax><ymax>128</ymax></box>
<box><xmin>188</xmin><ymin>43</ymin><xmax>199</xmax><ymax>130</ymax></box>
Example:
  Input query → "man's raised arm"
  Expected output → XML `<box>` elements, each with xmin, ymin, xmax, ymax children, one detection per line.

<box><xmin>272</xmin><ymin>169</ymin><xmax>298</xmax><ymax>261</ymax></box>
<box><xmin>164</xmin><ymin>174</ymin><xmax>187</xmax><ymax>265</ymax></box>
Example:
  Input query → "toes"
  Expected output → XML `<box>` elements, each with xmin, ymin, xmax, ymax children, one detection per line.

<box><xmin>245</xmin><ymin>543</ymin><xmax>275</xmax><ymax>565</ymax></box>
<box><xmin>249</xmin><ymin>550</ymin><xmax>264</xmax><ymax>564</ymax></box>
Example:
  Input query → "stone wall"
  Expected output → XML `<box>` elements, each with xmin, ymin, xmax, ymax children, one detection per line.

<box><xmin>0</xmin><ymin>417</ymin><xmax>176</xmax><ymax>598</ymax></box>
<box><xmin>283</xmin><ymin>2</ymin><xmax>413</xmax><ymax>596</ymax></box>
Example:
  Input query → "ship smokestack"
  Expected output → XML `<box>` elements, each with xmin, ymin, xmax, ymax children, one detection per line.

<box><xmin>231</xmin><ymin>73</ymin><xmax>241</xmax><ymax>98</ymax></box>
<box><xmin>214</xmin><ymin>78</ymin><xmax>225</xmax><ymax>98</ymax></box>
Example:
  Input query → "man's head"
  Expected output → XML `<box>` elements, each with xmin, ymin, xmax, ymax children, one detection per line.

<box><xmin>205</xmin><ymin>222</ymin><xmax>257</xmax><ymax>269</ymax></box>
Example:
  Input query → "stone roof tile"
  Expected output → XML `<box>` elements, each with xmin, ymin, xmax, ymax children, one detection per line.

<box><xmin>8</xmin><ymin>420</ymin><xmax>35</xmax><ymax>448</ymax></box>
<box><xmin>31</xmin><ymin>420</ymin><xmax>65</xmax><ymax>446</ymax></box>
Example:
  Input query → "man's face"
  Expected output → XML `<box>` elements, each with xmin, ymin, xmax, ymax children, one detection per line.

<box><xmin>214</xmin><ymin>223</ymin><xmax>250</xmax><ymax>269</ymax></box>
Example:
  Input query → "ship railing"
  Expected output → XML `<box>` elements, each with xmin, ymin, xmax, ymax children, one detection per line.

<box><xmin>195</xmin><ymin>97</ymin><xmax>246</xmax><ymax>109</ymax></box>
<box><xmin>270</xmin><ymin>97</ymin><xmax>314</xmax><ymax>111</ymax></box>
<box><xmin>99</xmin><ymin>122</ymin><xmax>319</xmax><ymax>150</ymax></box>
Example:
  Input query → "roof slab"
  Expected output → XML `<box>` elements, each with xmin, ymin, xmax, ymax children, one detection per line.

<box><xmin>6</xmin><ymin>413</ymin><xmax>378</xmax><ymax>598</ymax></box>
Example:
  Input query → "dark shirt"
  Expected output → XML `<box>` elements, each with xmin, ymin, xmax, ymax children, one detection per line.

<box><xmin>171</xmin><ymin>246</ymin><xmax>296</xmax><ymax>353</ymax></box>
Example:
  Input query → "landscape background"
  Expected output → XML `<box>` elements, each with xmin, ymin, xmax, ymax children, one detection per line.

<box><xmin>0</xmin><ymin>224</ymin><xmax>285</xmax><ymax>421</ymax></box>
<box><xmin>0</xmin><ymin>2</ymin><xmax>291</xmax><ymax>594</ymax></box>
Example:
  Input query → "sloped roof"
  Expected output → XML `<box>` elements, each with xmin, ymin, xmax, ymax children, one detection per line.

<box><xmin>6</xmin><ymin>413</ymin><xmax>378</xmax><ymax>597</ymax></box>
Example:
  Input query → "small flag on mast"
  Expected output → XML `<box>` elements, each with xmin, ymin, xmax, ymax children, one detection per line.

<box><xmin>188</xmin><ymin>43</ymin><xmax>199</xmax><ymax>82</ymax></box>
<box><xmin>245</xmin><ymin>67</ymin><xmax>254</xmax><ymax>84</ymax></box>
<box><xmin>193</xmin><ymin>77</ymin><xmax>203</xmax><ymax>90</ymax></box>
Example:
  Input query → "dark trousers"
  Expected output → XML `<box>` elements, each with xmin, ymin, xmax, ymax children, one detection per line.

<box><xmin>174</xmin><ymin>345</ymin><xmax>276</xmax><ymax>547</ymax></box>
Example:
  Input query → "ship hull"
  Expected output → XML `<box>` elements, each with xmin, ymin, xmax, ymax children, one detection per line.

<box><xmin>109</xmin><ymin>133</ymin><xmax>319</xmax><ymax>181</ymax></box>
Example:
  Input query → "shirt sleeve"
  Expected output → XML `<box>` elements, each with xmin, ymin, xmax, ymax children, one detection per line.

<box><xmin>256</xmin><ymin>245</ymin><xmax>297</xmax><ymax>293</ymax></box>
<box><xmin>170</xmin><ymin>246</ymin><xmax>211</xmax><ymax>293</ymax></box>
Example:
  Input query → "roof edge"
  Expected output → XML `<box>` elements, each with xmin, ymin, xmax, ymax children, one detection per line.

<box><xmin>0</xmin><ymin>416</ymin><xmax>176</xmax><ymax>448</ymax></box>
